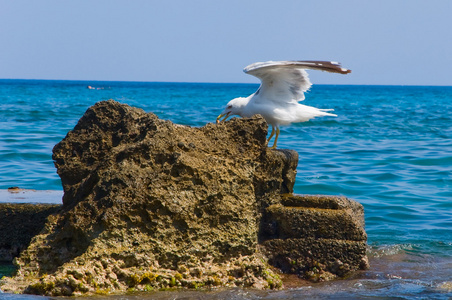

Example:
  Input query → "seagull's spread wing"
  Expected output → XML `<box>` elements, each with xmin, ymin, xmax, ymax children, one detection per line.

<box><xmin>244</xmin><ymin>61</ymin><xmax>351</xmax><ymax>104</ymax></box>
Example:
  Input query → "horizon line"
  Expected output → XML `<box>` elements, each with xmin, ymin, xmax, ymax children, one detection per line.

<box><xmin>0</xmin><ymin>78</ymin><xmax>451</xmax><ymax>88</ymax></box>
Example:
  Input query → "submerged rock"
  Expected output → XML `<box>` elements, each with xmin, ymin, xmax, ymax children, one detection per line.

<box><xmin>1</xmin><ymin>100</ymin><xmax>368</xmax><ymax>296</ymax></box>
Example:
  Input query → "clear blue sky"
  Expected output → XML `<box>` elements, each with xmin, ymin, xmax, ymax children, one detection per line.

<box><xmin>1</xmin><ymin>0</ymin><xmax>451</xmax><ymax>85</ymax></box>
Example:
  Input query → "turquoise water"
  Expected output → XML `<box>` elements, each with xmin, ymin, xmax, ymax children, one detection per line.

<box><xmin>0</xmin><ymin>80</ymin><xmax>451</xmax><ymax>299</ymax></box>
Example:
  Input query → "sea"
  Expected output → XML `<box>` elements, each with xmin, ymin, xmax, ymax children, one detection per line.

<box><xmin>0</xmin><ymin>79</ymin><xmax>451</xmax><ymax>299</ymax></box>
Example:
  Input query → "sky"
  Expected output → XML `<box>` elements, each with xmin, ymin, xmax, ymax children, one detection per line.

<box><xmin>1</xmin><ymin>0</ymin><xmax>452</xmax><ymax>86</ymax></box>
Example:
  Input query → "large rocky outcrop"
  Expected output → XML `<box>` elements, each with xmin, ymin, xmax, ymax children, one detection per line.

<box><xmin>1</xmin><ymin>100</ymin><xmax>367</xmax><ymax>296</ymax></box>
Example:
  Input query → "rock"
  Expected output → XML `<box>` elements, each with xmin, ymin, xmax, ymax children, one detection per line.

<box><xmin>0</xmin><ymin>204</ymin><xmax>61</xmax><ymax>262</ymax></box>
<box><xmin>262</xmin><ymin>194</ymin><xmax>367</xmax><ymax>241</ymax></box>
<box><xmin>0</xmin><ymin>100</ymin><xmax>368</xmax><ymax>296</ymax></box>
<box><xmin>260</xmin><ymin>194</ymin><xmax>368</xmax><ymax>280</ymax></box>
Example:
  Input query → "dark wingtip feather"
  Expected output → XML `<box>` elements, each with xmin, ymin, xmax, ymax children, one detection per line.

<box><xmin>301</xmin><ymin>61</ymin><xmax>351</xmax><ymax>74</ymax></box>
<box><xmin>243</xmin><ymin>60</ymin><xmax>351</xmax><ymax>75</ymax></box>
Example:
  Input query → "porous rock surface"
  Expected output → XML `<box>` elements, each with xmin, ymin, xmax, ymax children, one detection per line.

<box><xmin>1</xmin><ymin>100</ymin><xmax>368</xmax><ymax>296</ymax></box>
<box><xmin>260</xmin><ymin>194</ymin><xmax>368</xmax><ymax>281</ymax></box>
<box><xmin>0</xmin><ymin>203</ymin><xmax>61</xmax><ymax>262</ymax></box>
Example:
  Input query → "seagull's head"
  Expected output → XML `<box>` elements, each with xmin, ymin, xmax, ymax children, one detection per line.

<box><xmin>216</xmin><ymin>97</ymin><xmax>248</xmax><ymax>124</ymax></box>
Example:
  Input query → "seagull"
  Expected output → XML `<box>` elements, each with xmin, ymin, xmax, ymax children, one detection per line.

<box><xmin>216</xmin><ymin>61</ymin><xmax>351</xmax><ymax>149</ymax></box>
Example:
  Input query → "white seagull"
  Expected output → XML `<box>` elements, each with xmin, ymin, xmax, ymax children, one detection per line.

<box><xmin>216</xmin><ymin>61</ymin><xmax>351</xmax><ymax>149</ymax></box>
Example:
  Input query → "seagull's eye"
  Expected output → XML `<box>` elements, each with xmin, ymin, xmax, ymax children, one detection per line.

<box><xmin>227</xmin><ymin>105</ymin><xmax>232</xmax><ymax>109</ymax></box>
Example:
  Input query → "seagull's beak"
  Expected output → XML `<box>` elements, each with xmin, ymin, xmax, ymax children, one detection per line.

<box><xmin>216</xmin><ymin>112</ymin><xmax>230</xmax><ymax>124</ymax></box>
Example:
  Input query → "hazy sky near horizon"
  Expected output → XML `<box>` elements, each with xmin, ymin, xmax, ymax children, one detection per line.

<box><xmin>1</xmin><ymin>1</ymin><xmax>452</xmax><ymax>85</ymax></box>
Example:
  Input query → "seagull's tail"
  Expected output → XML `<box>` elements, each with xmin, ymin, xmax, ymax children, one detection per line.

<box><xmin>319</xmin><ymin>108</ymin><xmax>337</xmax><ymax>117</ymax></box>
<box><xmin>295</xmin><ymin>104</ymin><xmax>337</xmax><ymax>121</ymax></box>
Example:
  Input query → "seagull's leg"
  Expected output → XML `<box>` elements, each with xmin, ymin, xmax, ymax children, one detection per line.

<box><xmin>270</xmin><ymin>127</ymin><xmax>280</xmax><ymax>149</ymax></box>
<box><xmin>267</xmin><ymin>125</ymin><xmax>275</xmax><ymax>143</ymax></box>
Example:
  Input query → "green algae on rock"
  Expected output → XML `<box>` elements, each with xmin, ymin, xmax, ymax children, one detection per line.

<box><xmin>0</xmin><ymin>100</ymin><xmax>368</xmax><ymax>296</ymax></box>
